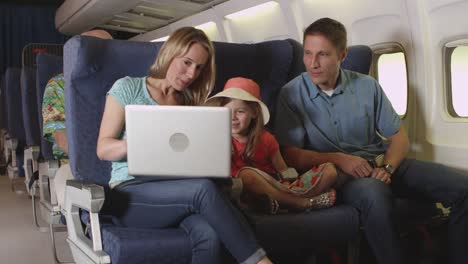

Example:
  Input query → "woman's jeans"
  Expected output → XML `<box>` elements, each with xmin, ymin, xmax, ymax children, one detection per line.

<box><xmin>341</xmin><ymin>158</ymin><xmax>468</xmax><ymax>264</ymax></box>
<box><xmin>111</xmin><ymin>178</ymin><xmax>265</xmax><ymax>264</ymax></box>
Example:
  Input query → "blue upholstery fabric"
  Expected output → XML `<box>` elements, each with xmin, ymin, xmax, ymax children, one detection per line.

<box><xmin>286</xmin><ymin>39</ymin><xmax>441</xmax><ymax>234</ymax></box>
<box><xmin>102</xmin><ymin>226</ymin><xmax>191</xmax><ymax>264</ymax></box>
<box><xmin>64</xmin><ymin>37</ymin><xmax>181</xmax><ymax>264</ymax></box>
<box><xmin>21</xmin><ymin>66</ymin><xmax>40</xmax><ymax>146</ymax></box>
<box><xmin>5</xmin><ymin>67</ymin><xmax>25</xmax><ymax>176</ymax></box>
<box><xmin>212</xmin><ymin>41</ymin><xmax>292</xmax><ymax>129</ymax></box>
<box><xmin>286</xmin><ymin>39</ymin><xmax>372</xmax><ymax>75</ymax></box>
<box><xmin>62</xmin><ymin>36</ymin><xmax>362</xmax><ymax>264</ymax></box>
<box><xmin>0</xmin><ymin>74</ymin><xmax>6</xmax><ymax>129</ymax></box>
<box><xmin>5</xmin><ymin>68</ymin><xmax>25</xmax><ymax>140</ymax></box>
<box><xmin>36</xmin><ymin>53</ymin><xmax>62</xmax><ymax>160</ymax></box>
<box><xmin>341</xmin><ymin>45</ymin><xmax>373</xmax><ymax>74</ymax></box>
<box><xmin>252</xmin><ymin>205</ymin><xmax>358</xmax><ymax>251</ymax></box>
<box><xmin>286</xmin><ymin>39</ymin><xmax>307</xmax><ymax>80</ymax></box>
<box><xmin>64</xmin><ymin>37</ymin><xmax>163</xmax><ymax>186</ymax></box>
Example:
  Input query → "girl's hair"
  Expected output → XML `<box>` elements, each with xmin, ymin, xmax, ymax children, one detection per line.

<box><xmin>148</xmin><ymin>27</ymin><xmax>215</xmax><ymax>106</ymax></box>
<box><xmin>221</xmin><ymin>98</ymin><xmax>265</xmax><ymax>163</ymax></box>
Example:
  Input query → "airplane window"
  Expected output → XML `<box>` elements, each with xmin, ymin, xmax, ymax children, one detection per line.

<box><xmin>377</xmin><ymin>52</ymin><xmax>408</xmax><ymax>116</ymax></box>
<box><xmin>223</xmin><ymin>1</ymin><xmax>287</xmax><ymax>43</ymax></box>
<box><xmin>225</xmin><ymin>1</ymin><xmax>278</xmax><ymax>20</ymax></box>
<box><xmin>151</xmin><ymin>36</ymin><xmax>168</xmax><ymax>42</ymax></box>
<box><xmin>450</xmin><ymin>46</ymin><xmax>468</xmax><ymax>117</ymax></box>
<box><xmin>195</xmin><ymin>21</ymin><xmax>221</xmax><ymax>41</ymax></box>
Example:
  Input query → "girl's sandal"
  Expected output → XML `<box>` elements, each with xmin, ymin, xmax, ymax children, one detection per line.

<box><xmin>308</xmin><ymin>190</ymin><xmax>335</xmax><ymax>209</ymax></box>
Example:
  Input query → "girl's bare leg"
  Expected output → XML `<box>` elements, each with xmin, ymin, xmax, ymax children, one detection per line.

<box><xmin>238</xmin><ymin>168</ymin><xmax>311</xmax><ymax>210</ymax></box>
<box><xmin>300</xmin><ymin>162</ymin><xmax>338</xmax><ymax>198</ymax></box>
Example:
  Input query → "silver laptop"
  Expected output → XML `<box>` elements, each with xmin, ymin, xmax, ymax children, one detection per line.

<box><xmin>125</xmin><ymin>105</ymin><xmax>231</xmax><ymax>178</ymax></box>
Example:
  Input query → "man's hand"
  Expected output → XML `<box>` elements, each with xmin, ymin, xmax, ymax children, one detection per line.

<box><xmin>370</xmin><ymin>167</ymin><xmax>392</xmax><ymax>185</ymax></box>
<box><xmin>336</xmin><ymin>153</ymin><xmax>373</xmax><ymax>178</ymax></box>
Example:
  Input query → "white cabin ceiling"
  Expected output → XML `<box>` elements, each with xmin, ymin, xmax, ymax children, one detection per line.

<box><xmin>55</xmin><ymin>0</ymin><xmax>228</xmax><ymax>35</ymax></box>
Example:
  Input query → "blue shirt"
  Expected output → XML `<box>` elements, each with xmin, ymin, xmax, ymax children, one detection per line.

<box><xmin>107</xmin><ymin>76</ymin><xmax>159</xmax><ymax>187</ymax></box>
<box><xmin>274</xmin><ymin>69</ymin><xmax>400</xmax><ymax>159</ymax></box>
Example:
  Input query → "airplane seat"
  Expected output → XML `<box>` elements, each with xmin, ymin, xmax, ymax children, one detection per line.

<box><xmin>63</xmin><ymin>35</ymin><xmax>360</xmax><ymax>264</ymax></box>
<box><xmin>35</xmin><ymin>53</ymin><xmax>59</xmax><ymax>162</ymax></box>
<box><xmin>4</xmin><ymin>67</ymin><xmax>26</xmax><ymax>192</ymax></box>
<box><xmin>212</xmin><ymin>40</ymin><xmax>293</xmax><ymax>130</ymax></box>
<box><xmin>0</xmin><ymin>74</ymin><xmax>8</xmax><ymax>171</ymax></box>
<box><xmin>287</xmin><ymin>37</ymin><xmax>447</xmax><ymax>259</ymax></box>
<box><xmin>286</xmin><ymin>38</ymin><xmax>373</xmax><ymax>76</ymax></box>
<box><xmin>20</xmin><ymin>66</ymin><xmax>41</xmax><ymax>194</ymax></box>
<box><xmin>64</xmin><ymin>36</ymin><xmax>191</xmax><ymax>264</ymax></box>
<box><xmin>35</xmin><ymin>52</ymin><xmax>76</xmax><ymax>264</ymax></box>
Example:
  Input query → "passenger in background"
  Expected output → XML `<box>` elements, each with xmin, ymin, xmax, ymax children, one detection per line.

<box><xmin>275</xmin><ymin>17</ymin><xmax>468</xmax><ymax>264</ymax></box>
<box><xmin>96</xmin><ymin>27</ymin><xmax>272</xmax><ymax>264</ymax></box>
<box><xmin>42</xmin><ymin>29</ymin><xmax>113</xmax><ymax>208</ymax></box>
<box><xmin>206</xmin><ymin>77</ymin><xmax>337</xmax><ymax>214</ymax></box>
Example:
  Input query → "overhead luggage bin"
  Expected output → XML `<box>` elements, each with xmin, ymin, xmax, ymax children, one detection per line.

<box><xmin>55</xmin><ymin>0</ymin><xmax>228</xmax><ymax>35</ymax></box>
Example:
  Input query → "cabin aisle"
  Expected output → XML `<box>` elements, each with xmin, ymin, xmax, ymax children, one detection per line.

<box><xmin>0</xmin><ymin>175</ymin><xmax>72</xmax><ymax>264</ymax></box>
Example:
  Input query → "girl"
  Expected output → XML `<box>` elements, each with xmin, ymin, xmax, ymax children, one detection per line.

<box><xmin>206</xmin><ymin>77</ymin><xmax>337</xmax><ymax>214</ymax></box>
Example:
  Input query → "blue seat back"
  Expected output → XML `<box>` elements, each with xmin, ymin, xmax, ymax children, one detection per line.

<box><xmin>21</xmin><ymin>66</ymin><xmax>40</xmax><ymax>146</ymax></box>
<box><xmin>0</xmin><ymin>74</ymin><xmax>6</xmax><ymax>130</ymax></box>
<box><xmin>5</xmin><ymin>67</ymin><xmax>25</xmax><ymax>176</ymax></box>
<box><xmin>5</xmin><ymin>68</ymin><xmax>25</xmax><ymax>140</ymax></box>
<box><xmin>36</xmin><ymin>53</ymin><xmax>63</xmax><ymax>160</ymax></box>
<box><xmin>64</xmin><ymin>37</ymin><xmax>164</xmax><ymax>186</ymax></box>
<box><xmin>287</xmin><ymin>38</ymin><xmax>373</xmax><ymax>75</ymax></box>
<box><xmin>64</xmin><ymin>36</ymin><xmax>294</xmax><ymax>186</ymax></box>
<box><xmin>212</xmin><ymin>41</ymin><xmax>292</xmax><ymax>129</ymax></box>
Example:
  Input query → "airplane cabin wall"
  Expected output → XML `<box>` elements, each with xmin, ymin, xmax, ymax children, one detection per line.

<box><xmin>410</xmin><ymin>0</ymin><xmax>468</xmax><ymax>170</ymax></box>
<box><xmin>130</xmin><ymin>0</ymin><xmax>468</xmax><ymax>170</ymax></box>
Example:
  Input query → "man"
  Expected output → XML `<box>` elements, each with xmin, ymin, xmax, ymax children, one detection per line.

<box><xmin>275</xmin><ymin>17</ymin><xmax>468</xmax><ymax>264</ymax></box>
<box><xmin>42</xmin><ymin>29</ymin><xmax>113</xmax><ymax>207</ymax></box>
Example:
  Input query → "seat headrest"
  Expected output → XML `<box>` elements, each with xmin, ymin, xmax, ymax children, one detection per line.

<box><xmin>342</xmin><ymin>45</ymin><xmax>373</xmax><ymax>75</ymax></box>
<box><xmin>5</xmin><ymin>67</ymin><xmax>25</xmax><ymax>140</ymax></box>
<box><xmin>286</xmin><ymin>38</ymin><xmax>373</xmax><ymax>75</ymax></box>
<box><xmin>20</xmin><ymin>66</ymin><xmax>40</xmax><ymax>146</ymax></box>
<box><xmin>36</xmin><ymin>53</ymin><xmax>63</xmax><ymax>159</ymax></box>
<box><xmin>64</xmin><ymin>36</ymin><xmax>294</xmax><ymax>185</ymax></box>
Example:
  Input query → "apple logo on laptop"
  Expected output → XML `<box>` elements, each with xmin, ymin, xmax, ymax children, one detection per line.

<box><xmin>169</xmin><ymin>132</ymin><xmax>189</xmax><ymax>152</ymax></box>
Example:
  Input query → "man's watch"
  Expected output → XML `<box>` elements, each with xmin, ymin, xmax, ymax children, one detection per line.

<box><xmin>382</xmin><ymin>164</ymin><xmax>395</xmax><ymax>174</ymax></box>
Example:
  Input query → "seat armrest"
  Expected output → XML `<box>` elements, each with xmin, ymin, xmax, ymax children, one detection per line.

<box><xmin>24</xmin><ymin>146</ymin><xmax>40</xmax><ymax>195</ymax></box>
<box><xmin>64</xmin><ymin>180</ymin><xmax>110</xmax><ymax>263</ymax></box>
<box><xmin>38</xmin><ymin>160</ymin><xmax>60</xmax><ymax>210</ymax></box>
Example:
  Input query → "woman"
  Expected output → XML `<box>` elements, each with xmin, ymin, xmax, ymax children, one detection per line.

<box><xmin>97</xmin><ymin>27</ymin><xmax>272</xmax><ymax>264</ymax></box>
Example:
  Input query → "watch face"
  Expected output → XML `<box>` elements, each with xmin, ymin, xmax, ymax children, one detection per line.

<box><xmin>385</xmin><ymin>164</ymin><xmax>394</xmax><ymax>174</ymax></box>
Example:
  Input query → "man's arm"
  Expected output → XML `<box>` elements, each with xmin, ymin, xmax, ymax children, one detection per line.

<box><xmin>53</xmin><ymin>130</ymin><xmax>68</xmax><ymax>154</ymax></box>
<box><xmin>369</xmin><ymin>125</ymin><xmax>409</xmax><ymax>184</ymax></box>
<box><xmin>382</xmin><ymin>125</ymin><xmax>410</xmax><ymax>169</ymax></box>
<box><xmin>42</xmin><ymin>74</ymin><xmax>68</xmax><ymax>156</ymax></box>
<box><xmin>282</xmin><ymin>146</ymin><xmax>373</xmax><ymax>177</ymax></box>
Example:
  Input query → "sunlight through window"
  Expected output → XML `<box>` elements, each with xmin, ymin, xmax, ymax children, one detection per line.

<box><xmin>450</xmin><ymin>46</ymin><xmax>468</xmax><ymax>117</ymax></box>
<box><xmin>377</xmin><ymin>52</ymin><xmax>408</xmax><ymax>116</ymax></box>
<box><xmin>195</xmin><ymin>21</ymin><xmax>219</xmax><ymax>41</ymax></box>
<box><xmin>225</xmin><ymin>1</ymin><xmax>278</xmax><ymax>20</ymax></box>
<box><xmin>151</xmin><ymin>36</ymin><xmax>168</xmax><ymax>42</ymax></box>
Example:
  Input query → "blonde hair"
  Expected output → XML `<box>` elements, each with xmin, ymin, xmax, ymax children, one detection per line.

<box><xmin>148</xmin><ymin>27</ymin><xmax>215</xmax><ymax>106</ymax></box>
<box><xmin>221</xmin><ymin>98</ymin><xmax>264</xmax><ymax>163</ymax></box>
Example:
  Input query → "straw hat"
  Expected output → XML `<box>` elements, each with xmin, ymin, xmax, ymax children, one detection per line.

<box><xmin>206</xmin><ymin>77</ymin><xmax>270</xmax><ymax>125</ymax></box>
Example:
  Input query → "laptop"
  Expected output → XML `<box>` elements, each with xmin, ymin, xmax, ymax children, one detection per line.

<box><xmin>125</xmin><ymin>105</ymin><xmax>231</xmax><ymax>178</ymax></box>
